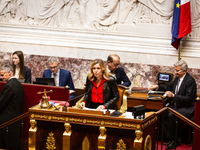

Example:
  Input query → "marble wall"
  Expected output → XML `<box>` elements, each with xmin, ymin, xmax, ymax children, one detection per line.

<box><xmin>1</xmin><ymin>52</ymin><xmax>200</xmax><ymax>93</ymax></box>
<box><xmin>0</xmin><ymin>0</ymin><xmax>200</xmax><ymax>92</ymax></box>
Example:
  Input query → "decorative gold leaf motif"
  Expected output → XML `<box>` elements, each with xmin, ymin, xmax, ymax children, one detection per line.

<box><xmin>116</xmin><ymin>139</ymin><xmax>126</xmax><ymax>150</ymax></box>
<box><xmin>46</xmin><ymin>132</ymin><xmax>56</xmax><ymax>150</ymax></box>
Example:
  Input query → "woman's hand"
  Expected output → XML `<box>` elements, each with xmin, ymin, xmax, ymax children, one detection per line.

<box><xmin>80</xmin><ymin>102</ymin><xmax>85</xmax><ymax>109</ymax></box>
<box><xmin>96</xmin><ymin>105</ymin><xmax>105</xmax><ymax>111</ymax></box>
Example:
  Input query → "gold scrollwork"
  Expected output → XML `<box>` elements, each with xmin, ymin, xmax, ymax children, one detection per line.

<box><xmin>119</xmin><ymin>122</ymin><xmax>122</xmax><ymax>127</ymax></box>
<box><xmin>65</xmin><ymin>117</ymin><xmax>69</xmax><ymax>122</ymax></box>
<box><xmin>101</xmin><ymin>121</ymin><xmax>105</xmax><ymax>125</ymax></box>
<box><xmin>46</xmin><ymin>132</ymin><xmax>56</xmax><ymax>150</ymax></box>
<box><xmin>83</xmin><ymin>119</ymin><xmax>86</xmax><ymax>124</ymax></box>
<box><xmin>116</xmin><ymin>139</ymin><xmax>126</xmax><ymax>150</ymax></box>
<box><xmin>31</xmin><ymin>114</ymin><xmax>34</xmax><ymax>118</ymax></box>
<box><xmin>144</xmin><ymin>135</ymin><xmax>152</xmax><ymax>150</ymax></box>
<box><xmin>48</xmin><ymin>116</ymin><xmax>52</xmax><ymax>120</ymax></box>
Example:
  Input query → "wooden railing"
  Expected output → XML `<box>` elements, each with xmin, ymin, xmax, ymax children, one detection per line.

<box><xmin>0</xmin><ymin>112</ymin><xmax>29</xmax><ymax>129</ymax></box>
<box><xmin>156</xmin><ymin>107</ymin><xmax>200</xmax><ymax>131</ymax></box>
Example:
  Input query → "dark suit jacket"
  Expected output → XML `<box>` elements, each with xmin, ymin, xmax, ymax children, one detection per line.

<box><xmin>0</xmin><ymin>78</ymin><xmax>24</xmax><ymax>149</ymax></box>
<box><xmin>42</xmin><ymin>68</ymin><xmax>75</xmax><ymax>99</ymax></box>
<box><xmin>24</xmin><ymin>66</ymin><xmax>31</xmax><ymax>83</ymax></box>
<box><xmin>0</xmin><ymin>78</ymin><xmax>24</xmax><ymax>124</ymax></box>
<box><xmin>158</xmin><ymin>73</ymin><xmax>197</xmax><ymax>120</ymax></box>
<box><xmin>115</xmin><ymin>67</ymin><xmax>131</xmax><ymax>87</ymax></box>
<box><xmin>83</xmin><ymin>76</ymin><xmax>119</xmax><ymax>109</ymax></box>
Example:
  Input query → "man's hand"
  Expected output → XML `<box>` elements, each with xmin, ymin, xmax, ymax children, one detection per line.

<box><xmin>148</xmin><ymin>85</ymin><xmax>158</xmax><ymax>91</ymax></box>
<box><xmin>165</xmin><ymin>91</ymin><xmax>174</xmax><ymax>98</ymax></box>
<box><xmin>96</xmin><ymin>105</ymin><xmax>105</xmax><ymax>111</ymax></box>
<box><xmin>80</xmin><ymin>102</ymin><xmax>85</xmax><ymax>109</ymax></box>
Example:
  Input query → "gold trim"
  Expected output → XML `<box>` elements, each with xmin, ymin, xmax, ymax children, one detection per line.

<box><xmin>46</xmin><ymin>132</ymin><xmax>56</xmax><ymax>150</ymax></box>
<box><xmin>28</xmin><ymin>119</ymin><xmax>37</xmax><ymax>150</ymax></box>
<box><xmin>144</xmin><ymin>135</ymin><xmax>152</xmax><ymax>150</ymax></box>
<box><xmin>116</xmin><ymin>139</ymin><xmax>126</xmax><ymax>150</ymax></box>
<box><xmin>119</xmin><ymin>88</ymin><xmax>129</xmax><ymax>113</ymax></box>
<box><xmin>133</xmin><ymin>130</ymin><xmax>143</xmax><ymax>150</ymax></box>
<box><xmin>98</xmin><ymin>126</ymin><xmax>107</xmax><ymax>150</ymax></box>
<box><xmin>82</xmin><ymin>136</ymin><xmax>90</xmax><ymax>150</ymax></box>
<box><xmin>63</xmin><ymin>123</ymin><xmax>72</xmax><ymax>150</ymax></box>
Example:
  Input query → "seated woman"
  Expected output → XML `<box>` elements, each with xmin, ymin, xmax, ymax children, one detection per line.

<box><xmin>12</xmin><ymin>51</ymin><xmax>31</xmax><ymax>83</ymax></box>
<box><xmin>80</xmin><ymin>59</ymin><xmax>119</xmax><ymax>111</ymax></box>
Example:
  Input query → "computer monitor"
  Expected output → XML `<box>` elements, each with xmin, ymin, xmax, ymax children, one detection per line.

<box><xmin>34</xmin><ymin>78</ymin><xmax>55</xmax><ymax>86</ymax></box>
<box><xmin>158</xmin><ymin>73</ymin><xmax>170</xmax><ymax>82</ymax></box>
<box><xmin>157</xmin><ymin>72</ymin><xmax>173</xmax><ymax>85</ymax></box>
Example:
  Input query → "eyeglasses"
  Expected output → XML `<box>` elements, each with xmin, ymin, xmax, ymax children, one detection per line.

<box><xmin>175</xmin><ymin>69</ymin><xmax>183</xmax><ymax>73</ymax></box>
<box><xmin>112</xmin><ymin>62</ymin><xmax>119</xmax><ymax>67</ymax></box>
<box><xmin>50</xmin><ymin>66</ymin><xmax>58</xmax><ymax>70</ymax></box>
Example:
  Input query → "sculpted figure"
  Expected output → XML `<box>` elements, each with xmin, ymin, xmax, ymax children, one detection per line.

<box><xmin>99</xmin><ymin>126</ymin><xmax>107</xmax><ymax>139</ymax></box>
<box><xmin>191</xmin><ymin>0</ymin><xmax>200</xmax><ymax>37</ymax></box>
<box><xmin>132</xmin><ymin>0</ymin><xmax>174</xmax><ymax>24</ymax></box>
<box><xmin>92</xmin><ymin>0</ymin><xmax>120</xmax><ymax>30</ymax></box>
<box><xmin>30</xmin><ymin>119</ymin><xmax>37</xmax><ymax>131</ymax></box>
<box><xmin>64</xmin><ymin>123</ymin><xmax>72</xmax><ymax>135</ymax></box>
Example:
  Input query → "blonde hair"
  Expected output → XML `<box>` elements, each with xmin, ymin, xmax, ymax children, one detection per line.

<box><xmin>88</xmin><ymin>59</ymin><xmax>110</xmax><ymax>81</ymax></box>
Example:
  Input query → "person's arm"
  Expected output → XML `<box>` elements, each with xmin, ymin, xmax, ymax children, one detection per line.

<box><xmin>120</xmin><ymin>69</ymin><xmax>131</xmax><ymax>87</ymax></box>
<box><xmin>173</xmin><ymin>78</ymin><xmax>197</xmax><ymax>107</ymax></box>
<box><xmin>0</xmin><ymin>85</ymin><xmax>14</xmax><ymax>111</ymax></box>
<box><xmin>104</xmin><ymin>77</ymin><xmax>119</xmax><ymax>109</ymax></box>
<box><xmin>66</xmin><ymin>72</ymin><xmax>76</xmax><ymax>99</ymax></box>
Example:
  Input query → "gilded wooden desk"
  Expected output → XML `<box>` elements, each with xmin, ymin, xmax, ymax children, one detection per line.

<box><xmin>28</xmin><ymin>105</ymin><xmax>157</xmax><ymax>150</ymax></box>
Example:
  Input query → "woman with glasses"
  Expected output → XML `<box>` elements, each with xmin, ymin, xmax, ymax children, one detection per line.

<box><xmin>80</xmin><ymin>59</ymin><xmax>119</xmax><ymax>110</ymax></box>
<box><xmin>12</xmin><ymin>50</ymin><xmax>31</xmax><ymax>83</ymax></box>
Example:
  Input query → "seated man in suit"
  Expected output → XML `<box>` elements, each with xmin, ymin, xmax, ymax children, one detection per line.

<box><xmin>42</xmin><ymin>57</ymin><xmax>75</xmax><ymax>99</ymax></box>
<box><xmin>107</xmin><ymin>54</ymin><xmax>131</xmax><ymax>87</ymax></box>
<box><xmin>0</xmin><ymin>64</ymin><xmax>24</xmax><ymax>150</ymax></box>
<box><xmin>148</xmin><ymin>60</ymin><xmax>197</xmax><ymax>150</ymax></box>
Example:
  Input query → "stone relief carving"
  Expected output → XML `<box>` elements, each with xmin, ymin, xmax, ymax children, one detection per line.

<box><xmin>0</xmin><ymin>0</ymin><xmax>199</xmax><ymax>37</ymax></box>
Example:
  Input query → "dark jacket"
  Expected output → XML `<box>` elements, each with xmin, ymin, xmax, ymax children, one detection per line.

<box><xmin>158</xmin><ymin>72</ymin><xmax>196</xmax><ymax>120</ymax></box>
<box><xmin>42</xmin><ymin>68</ymin><xmax>75</xmax><ymax>99</ymax></box>
<box><xmin>83</xmin><ymin>76</ymin><xmax>119</xmax><ymax>109</ymax></box>
<box><xmin>24</xmin><ymin>66</ymin><xmax>31</xmax><ymax>83</ymax></box>
<box><xmin>0</xmin><ymin>78</ymin><xmax>24</xmax><ymax>149</ymax></box>
<box><xmin>115</xmin><ymin>67</ymin><xmax>131</xmax><ymax>87</ymax></box>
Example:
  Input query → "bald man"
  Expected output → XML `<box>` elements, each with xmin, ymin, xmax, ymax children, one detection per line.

<box><xmin>107</xmin><ymin>54</ymin><xmax>131</xmax><ymax>87</ymax></box>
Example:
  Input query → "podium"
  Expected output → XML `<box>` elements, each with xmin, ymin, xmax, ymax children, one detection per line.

<box><xmin>28</xmin><ymin>105</ymin><xmax>157</xmax><ymax>150</ymax></box>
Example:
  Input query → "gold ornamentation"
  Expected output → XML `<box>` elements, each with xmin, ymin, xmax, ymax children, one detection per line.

<box><xmin>119</xmin><ymin>122</ymin><xmax>122</xmax><ymax>127</ymax></box>
<box><xmin>83</xmin><ymin>119</ymin><xmax>87</xmax><ymax>124</ymax></box>
<box><xmin>142</xmin><ymin>117</ymin><xmax>157</xmax><ymax>129</ymax></box>
<box><xmin>65</xmin><ymin>117</ymin><xmax>69</xmax><ymax>121</ymax></box>
<box><xmin>28</xmin><ymin>119</ymin><xmax>37</xmax><ymax>150</ymax></box>
<box><xmin>46</xmin><ymin>132</ymin><xmax>56</xmax><ymax>150</ymax></box>
<box><xmin>133</xmin><ymin>130</ymin><xmax>143</xmax><ymax>150</ymax></box>
<box><xmin>82</xmin><ymin>136</ymin><xmax>89</xmax><ymax>150</ymax></box>
<box><xmin>63</xmin><ymin>123</ymin><xmax>72</xmax><ymax>150</ymax></box>
<box><xmin>31</xmin><ymin>114</ymin><xmax>34</xmax><ymax>118</ymax></box>
<box><xmin>136</xmin><ymin>124</ymin><xmax>140</xmax><ymax>129</ymax></box>
<box><xmin>38</xmin><ymin>89</ymin><xmax>53</xmax><ymax>109</ymax></box>
<box><xmin>144</xmin><ymin>135</ymin><xmax>152</xmax><ymax>150</ymax></box>
<box><xmin>48</xmin><ymin>116</ymin><xmax>52</xmax><ymax>120</ymax></box>
<box><xmin>98</xmin><ymin>126</ymin><xmax>107</xmax><ymax>150</ymax></box>
<box><xmin>116</xmin><ymin>139</ymin><xmax>126</xmax><ymax>150</ymax></box>
<box><xmin>101</xmin><ymin>121</ymin><xmax>104</xmax><ymax>125</ymax></box>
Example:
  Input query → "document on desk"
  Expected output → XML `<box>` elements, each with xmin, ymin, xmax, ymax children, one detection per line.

<box><xmin>83</xmin><ymin>107</ymin><xmax>115</xmax><ymax>115</ymax></box>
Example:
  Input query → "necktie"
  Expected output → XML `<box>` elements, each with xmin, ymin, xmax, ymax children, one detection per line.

<box><xmin>54</xmin><ymin>74</ymin><xmax>57</xmax><ymax>86</ymax></box>
<box><xmin>174</xmin><ymin>79</ymin><xmax>180</xmax><ymax>110</ymax></box>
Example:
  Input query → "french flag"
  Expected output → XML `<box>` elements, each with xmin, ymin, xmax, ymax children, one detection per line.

<box><xmin>171</xmin><ymin>0</ymin><xmax>191</xmax><ymax>49</ymax></box>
